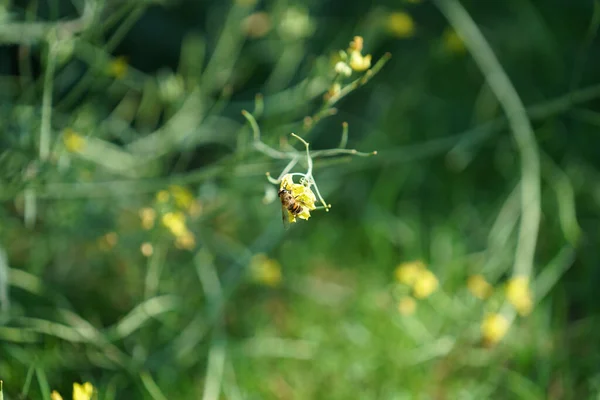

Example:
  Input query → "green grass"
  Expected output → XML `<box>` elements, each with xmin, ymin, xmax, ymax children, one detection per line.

<box><xmin>1</xmin><ymin>0</ymin><xmax>600</xmax><ymax>398</ymax></box>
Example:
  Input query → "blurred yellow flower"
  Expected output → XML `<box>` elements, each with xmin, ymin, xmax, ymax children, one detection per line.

<box><xmin>442</xmin><ymin>28</ymin><xmax>465</xmax><ymax>54</ymax></box>
<box><xmin>249</xmin><ymin>254</ymin><xmax>282</xmax><ymax>287</ymax></box>
<box><xmin>505</xmin><ymin>276</ymin><xmax>533</xmax><ymax>316</ymax></box>
<box><xmin>51</xmin><ymin>382</ymin><xmax>94</xmax><ymax>400</ymax></box>
<box><xmin>161</xmin><ymin>212</ymin><xmax>188</xmax><ymax>237</ymax></box>
<box><xmin>397</xmin><ymin>296</ymin><xmax>416</xmax><ymax>315</ymax></box>
<box><xmin>412</xmin><ymin>269</ymin><xmax>438</xmax><ymax>299</ymax></box>
<box><xmin>243</xmin><ymin>11</ymin><xmax>271</xmax><ymax>38</ymax></box>
<box><xmin>175</xmin><ymin>230</ymin><xmax>196</xmax><ymax>250</ymax></box>
<box><xmin>168</xmin><ymin>185</ymin><xmax>194</xmax><ymax>211</ymax></box>
<box><xmin>347</xmin><ymin>36</ymin><xmax>372</xmax><ymax>72</ymax></box>
<box><xmin>139</xmin><ymin>207</ymin><xmax>156</xmax><ymax>230</ymax></box>
<box><xmin>98</xmin><ymin>232</ymin><xmax>118</xmax><ymax>251</ymax></box>
<box><xmin>481</xmin><ymin>313</ymin><xmax>509</xmax><ymax>346</ymax></box>
<box><xmin>107</xmin><ymin>56</ymin><xmax>128</xmax><ymax>79</ymax></box>
<box><xmin>140</xmin><ymin>242</ymin><xmax>154</xmax><ymax>257</ymax></box>
<box><xmin>51</xmin><ymin>391</ymin><xmax>64</xmax><ymax>400</ymax></box>
<box><xmin>280</xmin><ymin>174</ymin><xmax>316</xmax><ymax>223</ymax></box>
<box><xmin>63</xmin><ymin>128</ymin><xmax>85</xmax><ymax>152</ymax></box>
<box><xmin>467</xmin><ymin>274</ymin><xmax>493</xmax><ymax>299</ymax></box>
<box><xmin>349</xmin><ymin>51</ymin><xmax>372</xmax><ymax>72</ymax></box>
<box><xmin>73</xmin><ymin>382</ymin><xmax>94</xmax><ymax>400</ymax></box>
<box><xmin>156</xmin><ymin>190</ymin><xmax>170</xmax><ymax>203</ymax></box>
<box><xmin>349</xmin><ymin>36</ymin><xmax>364</xmax><ymax>52</ymax></box>
<box><xmin>386</xmin><ymin>12</ymin><xmax>415</xmax><ymax>38</ymax></box>
<box><xmin>394</xmin><ymin>260</ymin><xmax>426</xmax><ymax>286</ymax></box>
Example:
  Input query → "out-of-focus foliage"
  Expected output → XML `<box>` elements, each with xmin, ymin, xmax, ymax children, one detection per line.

<box><xmin>1</xmin><ymin>0</ymin><xmax>600</xmax><ymax>398</ymax></box>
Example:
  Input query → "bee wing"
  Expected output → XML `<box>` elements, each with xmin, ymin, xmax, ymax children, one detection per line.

<box><xmin>281</xmin><ymin>206</ymin><xmax>291</xmax><ymax>230</ymax></box>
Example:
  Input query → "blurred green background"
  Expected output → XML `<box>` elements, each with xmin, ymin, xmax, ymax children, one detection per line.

<box><xmin>1</xmin><ymin>0</ymin><xmax>600</xmax><ymax>398</ymax></box>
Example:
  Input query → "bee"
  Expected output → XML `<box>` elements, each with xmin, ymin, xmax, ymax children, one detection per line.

<box><xmin>278</xmin><ymin>188</ymin><xmax>303</xmax><ymax>228</ymax></box>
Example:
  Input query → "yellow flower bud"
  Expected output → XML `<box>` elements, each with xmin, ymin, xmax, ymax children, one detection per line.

<box><xmin>156</xmin><ymin>190</ymin><xmax>170</xmax><ymax>203</ymax></box>
<box><xmin>481</xmin><ymin>313</ymin><xmax>509</xmax><ymax>346</ymax></box>
<box><xmin>62</xmin><ymin>128</ymin><xmax>85</xmax><ymax>152</ymax></box>
<box><xmin>397</xmin><ymin>296</ymin><xmax>416</xmax><ymax>315</ymax></box>
<box><xmin>175</xmin><ymin>230</ymin><xmax>196</xmax><ymax>250</ymax></box>
<box><xmin>249</xmin><ymin>254</ymin><xmax>282</xmax><ymax>287</ymax></box>
<box><xmin>334</xmin><ymin>61</ymin><xmax>352</xmax><ymax>77</ymax></box>
<box><xmin>348</xmin><ymin>51</ymin><xmax>372</xmax><ymax>72</ymax></box>
<box><xmin>413</xmin><ymin>269</ymin><xmax>439</xmax><ymax>299</ymax></box>
<box><xmin>140</xmin><ymin>242</ymin><xmax>154</xmax><ymax>257</ymax></box>
<box><xmin>161</xmin><ymin>212</ymin><xmax>188</xmax><ymax>237</ymax></box>
<box><xmin>467</xmin><ymin>274</ymin><xmax>493</xmax><ymax>299</ymax></box>
<box><xmin>51</xmin><ymin>391</ymin><xmax>64</xmax><ymax>400</ymax></box>
<box><xmin>349</xmin><ymin>36</ymin><xmax>364</xmax><ymax>52</ymax></box>
<box><xmin>386</xmin><ymin>12</ymin><xmax>415</xmax><ymax>38</ymax></box>
<box><xmin>168</xmin><ymin>185</ymin><xmax>194</xmax><ymax>210</ymax></box>
<box><xmin>139</xmin><ymin>207</ymin><xmax>156</xmax><ymax>230</ymax></box>
<box><xmin>98</xmin><ymin>232</ymin><xmax>118</xmax><ymax>251</ymax></box>
<box><xmin>442</xmin><ymin>28</ymin><xmax>465</xmax><ymax>54</ymax></box>
<box><xmin>505</xmin><ymin>276</ymin><xmax>533</xmax><ymax>316</ymax></box>
<box><xmin>242</xmin><ymin>11</ymin><xmax>271</xmax><ymax>38</ymax></box>
<box><xmin>394</xmin><ymin>260</ymin><xmax>426</xmax><ymax>286</ymax></box>
<box><xmin>107</xmin><ymin>56</ymin><xmax>128</xmax><ymax>79</ymax></box>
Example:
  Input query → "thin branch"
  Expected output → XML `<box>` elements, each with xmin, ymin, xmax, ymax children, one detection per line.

<box><xmin>339</xmin><ymin>122</ymin><xmax>349</xmax><ymax>149</ymax></box>
<box><xmin>241</xmin><ymin>110</ymin><xmax>293</xmax><ymax>159</ymax></box>
<box><xmin>325</xmin><ymin>52</ymin><xmax>392</xmax><ymax>108</ymax></box>
<box><xmin>435</xmin><ymin>0</ymin><xmax>541</xmax><ymax>283</ymax></box>
<box><xmin>290</xmin><ymin>133</ymin><xmax>312</xmax><ymax>177</ymax></box>
<box><xmin>0</xmin><ymin>1</ymin><xmax>97</xmax><ymax>44</ymax></box>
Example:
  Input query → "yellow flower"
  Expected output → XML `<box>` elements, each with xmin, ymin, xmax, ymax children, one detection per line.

<box><xmin>63</xmin><ymin>128</ymin><xmax>85</xmax><ymax>152</ymax></box>
<box><xmin>161</xmin><ymin>212</ymin><xmax>188</xmax><ymax>237</ymax></box>
<box><xmin>139</xmin><ymin>207</ymin><xmax>156</xmax><ymax>230</ymax></box>
<box><xmin>386</xmin><ymin>12</ymin><xmax>415</xmax><ymax>38</ymax></box>
<box><xmin>175</xmin><ymin>230</ymin><xmax>196</xmax><ymax>250</ymax></box>
<box><xmin>505</xmin><ymin>276</ymin><xmax>533</xmax><ymax>316</ymax></box>
<box><xmin>397</xmin><ymin>296</ymin><xmax>416</xmax><ymax>315</ymax></box>
<box><xmin>394</xmin><ymin>260</ymin><xmax>426</xmax><ymax>286</ymax></box>
<box><xmin>249</xmin><ymin>253</ymin><xmax>282</xmax><ymax>287</ymax></box>
<box><xmin>140</xmin><ymin>242</ymin><xmax>154</xmax><ymax>257</ymax></box>
<box><xmin>481</xmin><ymin>313</ymin><xmax>509</xmax><ymax>346</ymax></box>
<box><xmin>98</xmin><ymin>232</ymin><xmax>118</xmax><ymax>251</ymax></box>
<box><xmin>73</xmin><ymin>382</ymin><xmax>94</xmax><ymax>400</ymax></box>
<box><xmin>413</xmin><ymin>269</ymin><xmax>438</xmax><ymax>299</ymax></box>
<box><xmin>156</xmin><ymin>190</ymin><xmax>170</xmax><ymax>203</ymax></box>
<box><xmin>348</xmin><ymin>50</ymin><xmax>372</xmax><ymax>72</ymax></box>
<box><xmin>467</xmin><ymin>274</ymin><xmax>493</xmax><ymax>299</ymax></box>
<box><xmin>442</xmin><ymin>28</ymin><xmax>465</xmax><ymax>54</ymax></box>
<box><xmin>279</xmin><ymin>174</ymin><xmax>317</xmax><ymax>223</ymax></box>
<box><xmin>348</xmin><ymin>36</ymin><xmax>364</xmax><ymax>52</ymax></box>
<box><xmin>51</xmin><ymin>391</ymin><xmax>64</xmax><ymax>400</ymax></box>
<box><xmin>168</xmin><ymin>185</ymin><xmax>194</xmax><ymax>211</ymax></box>
<box><xmin>107</xmin><ymin>56</ymin><xmax>128</xmax><ymax>79</ymax></box>
<box><xmin>242</xmin><ymin>11</ymin><xmax>272</xmax><ymax>38</ymax></box>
